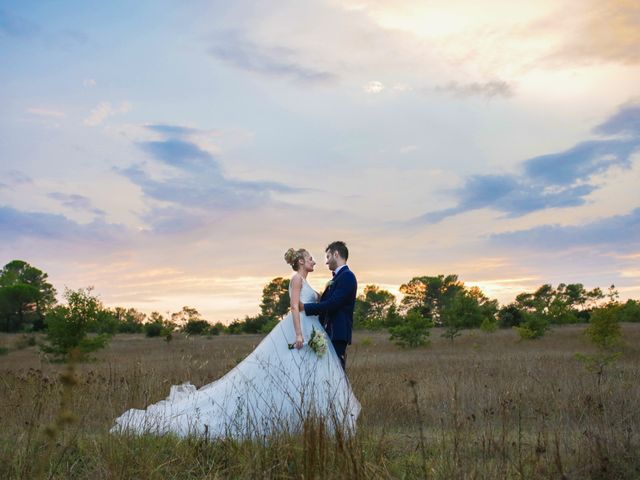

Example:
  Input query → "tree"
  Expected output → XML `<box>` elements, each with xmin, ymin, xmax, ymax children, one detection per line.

<box><xmin>354</xmin><ymin>285</ymin><xmax>397</xmax><ymax>329</ymax></box>
<box><xmin>111</xmin><ymin>307</ymin><xmax>146</xmax><ymax>333</ymax></box>
<box><xmin>515</xmin><ymin>283</ymin><xmax>604</xmax><ymax>326</ymax></box>
<box><xmin>389</xmin><ymin>311</ymin><xmax>432</xmax><ymax>348</ymax></box>
<box><xmin>209</xmin><ymin>322</ymin><xmax>226</xmax><ymax>335</ymax></box>
<box><xmin>171</xmin><ymin>306</ymin><xmax>203</xmax><ymax>326</ymax></box>
<box><xmin>576</xmin><ymin>300</ymin><xmax>623</xmax><ymax>382</ymax></box>
<box><xmin>0</xmin><ymin>260</ymin><xmax>56</xmax><ymax>332</ymax></box>
<box><xmin>619</xmin><ymin>299</ymin><xmax>640</xmax><ymax>322</ymax></box>
<box><xmin>260</xmin><ymin>277</ymin><xmax>290</xmax><ymax>320</ymax></box>
<box><xmin>144</xmin><ymin>312</ymin><xmax>175</xmax><ymax>338</ymax></box>
<box><xmin>227</xmin><ymin>319</ymin><xmax>244</xmax><ymax>335</ymax></box>
<box><xmin>241</xmin><ymin>314</ymin><xmax>271</xmax><ymax>333</ymax></box>
<box><xmin>183</xmin><ymin>319</ymin><xmax>211</xmax><ymax>335</ymax></box>
<box><xmin>40</xmin><ymin>287</ymin><xmax>110</xmax><ymax>361</ymax></box>
<box><xmin>515</xmin><ymin>312</ymin><xmax>549</xmax><ymax>340</ymax></box>
<box><xmin>497</xmin><ymin>304</ymin><xmax>524</xmax><ymax>328</ymax></box>
<box><xmin>399</xmin><ymin>275</ymin><xmax>464</xmax><ymax>324</ymax></box>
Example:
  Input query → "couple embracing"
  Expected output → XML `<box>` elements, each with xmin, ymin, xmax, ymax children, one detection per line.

<box><xmin>287</xmin><ymin>240</ymin><xmax>357</xmax><ymax>370</ymax></box>
<box><xmin>112</xmin><ymin>241</ymin><xmax>361</xmax><ymax>439</ymax></box>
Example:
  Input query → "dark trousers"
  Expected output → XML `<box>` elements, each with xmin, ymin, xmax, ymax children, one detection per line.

<box><xmin>332</xmin><ymin>340</ymin><xmax>348</xmax><ymax>370</ymax></box>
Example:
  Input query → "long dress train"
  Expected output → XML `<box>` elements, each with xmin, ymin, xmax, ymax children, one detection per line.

<box><xmin>111</xmin><ymin>278</ymin><xmax>360</xmax><ymax>438</ymax></box>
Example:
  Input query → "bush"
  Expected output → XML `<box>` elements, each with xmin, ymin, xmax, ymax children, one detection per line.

<box><xmin>209</xmin><ymin>322</ymin><xmax>226</xmax><ymax>335</ymax></box>
<box><xmin>227</xmin><ymin>320</ymin><xmax>243</xmax><ymax>335</ymax></box>
<box><xmin>619</xmin><ymin>299</ymin><xmax>640</xmax><ymax>323</ymax></box>
<box><xmin>480</xmin><ymin>317</ymin><xmax>498</xmax><ymax>333</ymax></box>
<box><xmin>182</xmin><ymin>319</ymin><xmax>211</xmax><ymax>335</ymax></box>
<box><xmin>144</xmin><ymin>322</ymin><xmax>164</xmax><ymax>338</ymax></box>
<box><xmin>585</xmin><ymin>305</ymin><xmax>621</xmax><ymax>349</ymax></box>
<box><xmin>389</xmin><ymin>311</ymin><xmax>432</xmax><ymax>348</ymax></box>
<box><xmin>515</xmin><ymin>313</ymin><xmax>549</xmax><ymax>340</ymax></box>
<box><xmin>498</xmin><ymin>304</ymin><xmax>524</xmax><ymax>328</ymax></box>
<box><xmin>259</xmin><ymin>318</ymin><xmax>279</xmax><ymax>334</ymax></box>
<box><xmin>40</xmin><ymin>287</ymin><xmax>111</xmax><ymax>361</ymax></box>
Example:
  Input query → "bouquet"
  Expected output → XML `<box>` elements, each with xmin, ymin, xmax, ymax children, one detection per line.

<box><xmin>288</xmin><ymin>327</ymin><xmax>327</xmax><ymax>358</ymax></box>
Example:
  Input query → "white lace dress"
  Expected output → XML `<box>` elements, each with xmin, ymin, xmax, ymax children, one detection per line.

<box><xmin>111</xmin><ymin>278</ymin><xmax>360</xmax><ymax>439</ymax></box>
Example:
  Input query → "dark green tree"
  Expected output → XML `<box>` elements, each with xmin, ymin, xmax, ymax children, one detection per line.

<box><xmin>0</xmin><ymin>260</ymin><xmax>56</xmax><ymax>332</ymax></box>
<box><xmin>112</xmin><ymin>307</ymin><xmax>146</xmax><ymax>333</ymax></box>
<box><xmin>399</xmin><ymin>275</ymin><xmax>464</xmax><ymax>324</ymax></box>
<box><xmin>183</xmin><ymin>319</ymin><xmax>211</xmax><ymax>335</ymax></box>
<box><xmin>619</xmin><ymin>299</ymin><xmax>640</xmax><ymax>322</ymax></box>
<box><xmin>40</xmin><ymin>287</ymin><xmax>110</xmax><ymax>361</ymax></box>
<box><xmin>209</xmin><ymin>322</ymin><xmax>226</xmax><ymax>335</ymax></box>
<box><xmin>144</xmin><ymin>312</ymin><xmax>175</xmax><ymax>338</ymax></box>
<box><xmin>354</xmin><ymin>285</ymin><xmax>397</xmax><ymax>329</ymax></box>
<box><xmin>497</xmin><ymin>304</ymin><xmax>524</xmax><ymax>328</ymax></box>
<box><xmin>260</xmin><ymin>277</ymin><xmax>290</xmax><ymax>320</ymax></box>
<box><xmin>389</xmin><ymin>311</ymin><xmax>432</xmax><ymax>348</ymax></box>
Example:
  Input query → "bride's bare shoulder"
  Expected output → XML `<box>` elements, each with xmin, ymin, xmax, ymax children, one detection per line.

<box><xmin>290</xmin><ymin>274</ymin><xmax>303</xmax><ymax>287</ymax></box>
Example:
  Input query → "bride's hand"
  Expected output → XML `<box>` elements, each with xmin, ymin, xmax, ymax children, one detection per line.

<box><xmin>295</xmin><ymin>333</ymin><xmax>304</xmax><ymax>349</ymax></box>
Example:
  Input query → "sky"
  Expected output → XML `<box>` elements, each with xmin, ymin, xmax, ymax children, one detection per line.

<box><xmin>1</xmin><ymin>0</ymin><xmax>639</xmax><ymax>322</ymax></box>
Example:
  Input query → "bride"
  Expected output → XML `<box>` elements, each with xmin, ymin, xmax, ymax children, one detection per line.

<box><xmin>111</xmin><ymin>248</ymin><xmax>361</xmax><ymax>439</ymax></box>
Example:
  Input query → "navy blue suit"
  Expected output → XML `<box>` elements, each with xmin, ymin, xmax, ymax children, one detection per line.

<box><xmin>304</xmin><ymin>266</ymin><xmax>357</xmax><ymax>367</ymax></box>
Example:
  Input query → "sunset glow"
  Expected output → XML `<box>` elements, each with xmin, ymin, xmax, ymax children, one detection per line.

<box><xmin>1</xmin><ymin>0</ymin><xmax>638</xmax><ymax>322</ymax></box>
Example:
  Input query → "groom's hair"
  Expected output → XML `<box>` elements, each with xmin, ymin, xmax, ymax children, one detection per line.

<box><xmin>326</xmin><ymin>241</ymin><xmax>348</xmax><ymax>261</ymax></box>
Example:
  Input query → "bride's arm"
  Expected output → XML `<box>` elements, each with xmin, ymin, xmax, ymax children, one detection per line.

<box><xmin>290</xmin><ymin>275</ymin><xmax>305</xmax><ymax>349</ymax></box>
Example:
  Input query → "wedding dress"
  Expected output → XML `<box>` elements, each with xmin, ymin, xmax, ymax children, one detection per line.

<box><xmin>111</xmin><ymin>278</ymin><xmax>360</xmax><ymax>438</ymax></box>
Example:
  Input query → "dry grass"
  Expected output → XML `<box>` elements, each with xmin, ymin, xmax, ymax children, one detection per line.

<box><xmin>1</xmin><ymin>324</ymin><xmax>639</xmax><ymax>479</ymax></box>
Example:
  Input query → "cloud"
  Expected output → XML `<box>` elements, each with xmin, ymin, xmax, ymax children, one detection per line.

<box><xmin>414</xmin><ymin>102</ymin><xmax>640</xmax><ymax>223</ymax></box>
<box><xmin>145</xmin><ymin>124</ymin><xmax>200</xmax><ymax>137</ymax></box>
<box><xmin>47</xmin><ymin>192</ymin><xmax>105</xmax><ymax>217</ymax></box>
<box><xmin>435</xmin><ymin>80</ymin><xmax>514</xmax><ymax>98</ymax></box>
<box><xmin>209</xmin><ymin>31</ymin><xmax>337</xmax><ymax>84</ymax></box>
<box><xmin>83</xmin><ymin>78</ymin><xmax>97</xmax><ymax>87</ymax></box>
<box><xmin>594</xmin><ymin>101</ymin><xmax>640</xmax><ymax>136</ymax></box>
<box><xmin>0</xmin><ymin>205</ymin><xmax>125</xmax><ymax>244</ymax></box>
<box><xmin>523</xmin><ymin>139</ymin><xmax>636</xmax><ymax>185</ymax></box>
<box><xmin>491</xmin><ymin>208</ymin><xmax>640</xmax><ymax>252</ymax></box>
<box><xmin>543</xmin><ymin>0</ymin><xmax>640</xmax><ymax>66</ymax></box>
<box><xmin>1</xmin><ymin>170</ymin><xmax>32</xmax><ymax>187</ymax></box>
<box><xmin>84</xmin><ymin>101</ymin><xmax>132</xmax><ymax>127</ymax></box>
<box><xmin>118</xmin><ymin>126</ymin><xmax>303</xmax><ymax>232</ymax></box>
<box><xmin>363</xmin><ymin>81</ymin><xmax>385</xmax><ymax>93</ymax></box>
<box><xmin>26</xmin><ymin>107</ymin><xmax>66</xmax><ymax>118</ymax></box>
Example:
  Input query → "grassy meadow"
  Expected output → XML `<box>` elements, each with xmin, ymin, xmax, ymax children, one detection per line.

<box><xmin>1</xmin><ymin>325</ymin><xmax>639</xmax><ymax>479</ymax></box>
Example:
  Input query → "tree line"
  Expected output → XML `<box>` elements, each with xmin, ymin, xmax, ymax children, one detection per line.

<box><xmin>1</xmin><ymin>260</ymin><xmax>638</xmax><ymax>358</ymax></box>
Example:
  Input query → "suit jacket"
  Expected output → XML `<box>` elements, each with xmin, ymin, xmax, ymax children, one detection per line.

<box><xmin>304</xmin><ymin>265</ymin><xmax>357</xmax><ymax>344</ymax></box>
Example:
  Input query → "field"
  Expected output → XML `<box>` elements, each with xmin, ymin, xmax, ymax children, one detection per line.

<box><xmin>1</xmin><ymin>325</ymin><xmax>639</xmax><ymax>479</ymax></box>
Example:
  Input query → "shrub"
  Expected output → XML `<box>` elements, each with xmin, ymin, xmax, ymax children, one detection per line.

<box><xmin>576</xmin><ymin>303</ymin><xmax>623</xmax><ymax>381</ymax></box>
<box><xmin>515</xmin><ymin>312</ymin><xmax>549</xmax><ymax>340</ymax></box>
<box><xmin>259</xmin><ymin>318</ymin><xmax>279</xmax><ymax>334</ymax></box>
<box><xmin>497</xmin><ymin>304</ymin><xmax>524</xmax><ymax>328</ymax></box>
<box><xmin>619</xmin><ymin>299</ymin><xmax>640</xmax><ymax>323</ymax></box>
<box><xmin>182</xmin><ymin>319</ymin><xmax>211</xmax><ymax>335</ymax></box>
<box><xmin>209</xmin><ymin>322</ymin><xmax>226</xmax><ymax>335</ymax></box>
<box><xmin>480</xmin><ymin>317</ymin><xmax>498</xmax><ymax>333</ymax></box>
<box><xmin>40</xmin><ymin>287</ymin><xmax>111</xmax><ymax>361</ymax></box>
<box><xmin>144</xmin><ymin>322</ymin><xmax>164</xmax><ymax>338</ymax></box>
<box><xmin>389</xmin><ymin>311</ymin><xmax>432</xmax><ymax>348</ymax></box>
<box><xmin>585</xmin><ymin>305</ymin><xmax>621</xmax><ymax>349</ymax></box>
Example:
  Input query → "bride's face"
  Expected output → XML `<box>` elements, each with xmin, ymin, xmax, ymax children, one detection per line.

<box><xmin>301</xmin><ymin>252</ymin><xmax>316</xmax><ymax>272</ymax></box>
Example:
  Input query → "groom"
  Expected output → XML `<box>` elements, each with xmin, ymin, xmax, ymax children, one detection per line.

<box><xmin>301</xmin><ymin>241</ymin><xmax>357</xmax><ymax>370</ymax></box>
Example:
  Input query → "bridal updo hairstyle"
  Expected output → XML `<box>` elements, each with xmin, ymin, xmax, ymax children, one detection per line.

<box><xmin>284</xmin><ymin>248</ymin><xmax>308</xmax><ymax>271</ymax></box>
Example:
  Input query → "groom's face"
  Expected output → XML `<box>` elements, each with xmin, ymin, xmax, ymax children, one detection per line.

<box><xmin>325</xmin><ymin>250</ymin><xmax>338</xmax><ymax>271</ymax></box>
